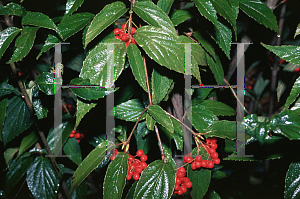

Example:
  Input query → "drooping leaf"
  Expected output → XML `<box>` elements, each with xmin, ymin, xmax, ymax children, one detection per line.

<box><xmin>103</xmin><ymin>152</ymin><xmax>128</xmax><ymax>199</ymax></box>
<box><xmin>2</xmin><ymin>96</ymin><xmax>33</xmax><ymax>146</ymax></box>
<box><xmin>133</xmin><ymin>160</ymin><xmax>175</xmax><ymax>199</ymax></box>
<box><xmin>159</xmin><ymin>118</ymin><xmax>184</xmax><ymax>151</ymax></box>
<box><xmin>170</xmin><ymin>10</ymin><xmax>192</xmax><ymax>26</ymax></box>
<box><xmin>37</xmin><ymin>13</ymin><xmax>94</xmax><ymax>58</ymax></box>
<box><xmin>71</xmin><ymin>140</ymin><xmax>114</xmax><ymax>192</ymax></box>
<box><xmin>30</xmin><ymin>83</ymin><xmax>48</xmax><ymax>119</ymax></box>
<box><xmin>284</xmin><ymin>162</ymin><xmax>300</xmax><ymax>199</ymax></box>
<box><xmin>17</xmin><ymin>131</ymin><xmax>38</xmax><ymax>158</ymax></box>
<box><xmin>253</xmin><ymin>76</ymin><xmax>269</xmax><ymax>99</ymax></box>
<box><xmin>64</xmin><ymin>0</ymin><xmax>84</xmax><ymax>18</ymax></box>
<box><xmin>63</xmin><ymin>137</ymin><xmax>82</xmax><ymax>165</ymax></box>
<box><xmin>206</xmin><ymin>52</ymin><xmax>224</xmax><ymax>85</ymax></box>
<box><xmin>192</xmin><ymin>0</ymin><xmax>218</xmax><ymax>28</ymax></box>
<box><xmin>26</xmin><ymin>156</ymin><xmax>59</xmax><ymax>199</ymax></box>
<box><xmin>285</xmin><ymin>76</ymin><xmax>300</xmax><ymax>109</ymax></box>
<box><xmin>134</xmin><ymin>121</ymin><xmax>150</xmax><ymax>154</ymax></box>
<box><xmin>0</xmin><ymin>81</ymin><xmax>18</xmax><ymax>98</ymax></box>
<box><xmin>211</xmin><ymin>21</ymin><xmax>232</xmax><ymax>59</ymax></box>
<box><xmin>133</xmin><ymin>1</ymin><xmax>176</xmax><ymax>35</ymax></box>
<box><xmin>22</xmin><ymin>12</ymin><xmax>62</xmax><ymax>38</ymax></box>
<box><xmin>146</xmin><ymin>113</ymin><xmax>155</xmax><ymax>131</ymax></box>
<box><xmin>239</xmin><ymin>0</ymin><xmax>278</xmax><ymax>33</ymax></box>
<box><xmin>0</xmin><ymin>98</ymin><xmax>8</xmax><ymax>139</ymax></box>
<box><xmin>200</xmin><ymin>100</ymin><xmax>236</xmax><ymax>116</ymax></box>
<box><xmin>84</xmin><ymin>2</ymin><xmax>127</xmax><ymax>46</ymax></box>
<box><xmin>36</xmin><ymin>72</ymin><xmax>59</xmax><ymax>95</ymax></box>
<box><xmin>134</xmin><ymin>26</ymin><xmax>184</xmax><ymax>74</ymax></box>
<box><xmin>243</xmin><ymin>114</ymin><xmax>270</xmax><ymax>144</ymax></box>
<box><xmin>205</xmin><ymin>120</ymin><xmax>237</xmax><ymax>140</ymax></box>
<box><xmin>114</xmin><ymin>99</ymin><xmax>146</xmax><ymax>122</ymax></box>
<box><xmin>151</xmin><ymin>68</ymin><xmax>173</xmax><ymax>104</ymax></box>
<box><xmin>127</xmin><ymin>43</ymin><xmax>148</xmax><ymax>93</ymax></box>
<box><xmin>0</xmin><ymin>3</ymin><xmax>26</xmax><ymax>16</ymax></box>
<box><xmin>125</xmin><ymin>182</ymin><xmax>137</xmax><ymax>199</ymax></box>
<box><xmin>193</xmin><ymin>31</ymin><xmax>215</xmax><ymax>58</ymax></box>
<box><xmin>5</xmin><ymin>153</ymin><xmax>33</xmax><ymax>194</ymax></box>
<box><xmin>0</xmin><ymin>27</ymin><xmax>20</xmax><ymax>60</ymax></box>
<box><xmin>4</xmin><ymin>148</ymin><xmax>18</xmax><ymax>166</ymax></box>
<box><xmin>157</xmin><ymin>0</ymin><xmax>174</xmax><ymax>15</ymax></box>
<box><xmin>66</xmin><ymin>177</ymin><xmax>87</xmax><ymax>199</ymax></box>
<box><xmin>75</xmin><ymin>99</ymin><xmax>96</xmax><ymax>129</ymax></box>
<box><xmin>148</xmin><ymin>105</ymin><xmax>174</xmax><ymax>133</ymax></box>
<box><xmin>7</xmin><ymin>26</ymin><xmax>38</xmax><ymax>63</ymax></box>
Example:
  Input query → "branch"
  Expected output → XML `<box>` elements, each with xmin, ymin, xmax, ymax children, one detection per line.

<box><xmin>143</xmin><ymin>56</ymin><xmax>153</xmax><ymax>105</ymax></box>
<box><xmin>154</xmin><ymin>125</ymin><xmax>165</xmax><ymax>161</ymax></box>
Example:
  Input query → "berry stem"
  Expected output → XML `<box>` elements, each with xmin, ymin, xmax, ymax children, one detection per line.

<box><xmin>154</xmin><ymin>124</ymin><xmax>165</xmax><ymax>161</ymax></box>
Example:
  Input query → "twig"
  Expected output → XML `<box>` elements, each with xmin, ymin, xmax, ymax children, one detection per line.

<box><xmin>143</xmin><ymin>56</ymin><xmax>153</xmax><ymax>105</ymax></box>
<box><xmin>154</xmin><ymin>125</ymin><xmax>165</xmax><ymax>161</ymax></box>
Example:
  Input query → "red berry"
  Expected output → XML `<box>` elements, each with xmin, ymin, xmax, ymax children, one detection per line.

<box><xmin>140</xmin><ymin>154</ymin><xmax>148</xmax><ymax>162</ymax></box>
<box><xmin>18</xmin><ymin>72</ymin><xmax>23</xmax><ymax>76</ymax></box>
<box><xmin>128</xmin><ymin>156</ymin><xmax>134</xmax><ymax>162</ymax></box>
<box><xmin>136</xmin><ymin>149</ymin><xmax>144</xmax><ymax>157</ymax></box>
<box><xmin>110</xmin><ymin>155</ymin><xmax>116</xmax><ymax>161</ymax></box>
<box><xmin>294</xmin><ymin>68</ymin><xmax>300</xmax><ymax>75</ymax></box>
<box><xmin>176</xmin><ymin>177</ymin><xmax>182</xmax><ymax>184</ymax></box>
<box><xmin>135</xmin><ymin>167</ymin><xmax>143</xmax><ymax>173</ymax></box>
<box><xmin>130</xmin><ymin>27</ymin><xmax>136</xmax><ymax>34</ymax></box>
<box><xmin>208</xmin><ymin>148</ymin><xmax>215</xmax><ymax>154</ymax></box>
<box><xmin>195</xmin><ymin>155</ymin><xmax>202</xmax><ymax>162</ymax></box>
<box><xmin>77</xmin><ymin>139</ymin><xmax>80</xmax><ymax>143</ymax></box>
<box><xmin>75</xmin><ymin>133</ymin><xmax>80</xmax><ymax>139</ymax></box>
<box><xmin>211</xmin><ymin>143</ymin><xmax>218</xmax><ymax>149</ymax></box>
<box><xmin>133</xmin><ymin>172</ymin><xmax>140</xmax><ymax>180</ymax></box>
<box><xmin>211</xmin><ymin>152</ymin><xmax>219</xmax><ymax>159</ymax></box>
<box><xmin>195</xmin><ymin>161</ymin><xmax>202</xmax><ymax>168</ymax></box>
<box><xmin>114</xmin><ymin>149</ymin><xmax>119</xmax><ymax>155</ymax></box>
<box><xmin>114</xmin><ymin>28</ymin><xmax>120</xmax><ymax>35</ymax></box>
<box><xmin>115</xmin><ymin>36</ymin><xmax>121</xmax><ymax>40</ymax></box>
<box><xmin>213</xmin><ymin>158</ymin><xmax>221</xmax><ymax>165</ymax></box>
<box><xmin>183</xmin><ymin>177</ymin><xmax>189</xmax><ymax>182</ymax></box>
<box><xmin>177</xmin><ymin>189</ymin><xmax>183</xmax><ymax>195</ymax></box>
<box><xmin>67</xmin><ymin>104</ymin><xmax>72</xmax><ymax>109</ymax></box>
<box><xmin>125</xmin><ymin>41</ymin><xmax>130</xmax><ymax>47</ymax></box>
<box><xmin>178</xmin><ymin>167</ymin><xmax>185</xmax><ymax>173</ymax></box>
<box><xmin>185</xmin><ymin>181</ymin><xmax>192</xmax><ymax>188</ymax></box>
<box><xmin>69</xmin><ymin>133</ymin><xmax>74</xmax><ymax>138</ymax></box>
<box><xmin>177</xmin><ymin>172</ymin><xmax>185</xmax><ymax>178</ymax></box>
<box><xmin>121</xmin><ymin>24</ymin><xmax>127</xmax><ymax>30</ymax></box>
<box><xmin>180</xmin><ymin>185</ymin><xmax>187</xmax><ymax>193</ymax></box>
<box><xmin>71</xmin><ymin>129</ymin><xmax>76</xmax><ymax>134</ymax></box>
<box><xmin>174</xmin><ymin>183</ymin><xmax>180</xmax><ymax>190</ymax></box>
<box><xmin>140</xmin><ymin>162</ymin><xmax>147</xmax><ymax>169</ymax></box>
<box><xmin>126</xmin><ymin>173</ymin><xmax>132</xmax><ymax>180</ymax></box>
<box><xmin>131</xmin><ymin>37</ymin><xmax>137</xmax><ymax>45</ymax></box>
<box><xmin>80</xmin><ymin>133</ymin><xmax>85</xmax><ymax>138</ymax></box>
<box><xmin>201</xmin><ymin>160</ymin><xmax>208</xmax><ymax>168</ymax></box>
<box><xmin>186</xmin><ymin>157</ymin><xmax>193</xmax><ymax>163</ymax></box>
<box><xmin>191</xmin><ymin>162</ymin><xmax>196</xmax><ymax>170</ymax></box>
<box><xmin>207</xmin><ymin>161</ymin><xmax>214</xmax><ymax>168</ymax></box>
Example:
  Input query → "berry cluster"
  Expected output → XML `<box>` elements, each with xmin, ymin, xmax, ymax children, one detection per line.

<box><xmin>173</xmin><ymin>167</ymin><xmax>192</xmax><ymax>195</ymax></box>
<box><xmin>114</xmin><ymin>24</ymin><xmax>137</xmax><ymax>47</ymax></box>
<box><xmin>62</xmin><ymin>103</ymin><xmax>74</xmax><ymax>113</ymax></box>
<box><xmin>69</xmin><ymin>129</ymin><xmax>85</xmax><ymax>143</ymax></box>
<box><xmin>127</xmin><ymin>150</ymin><xmax>148</xmax><ymax>181</ymax></box>
<box><xmin>184</xmin><ymin>137</ymin><xmax>220</xmax><ymax>170</ymax></box>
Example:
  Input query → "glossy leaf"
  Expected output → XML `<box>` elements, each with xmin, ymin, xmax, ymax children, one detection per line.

<box><xmin>0</xmin><ymin>98</ymin><xmax>8</xmax><ymax>139</ymax></box>
<box><xmin>170</xmin><ymin>10</ymin><xmax>192</xmax><ymax>26</ymax></box>
<box><xmin>206</xmin><ymin>52</ymin><xmax>224</xmax><ymax>85</ymax></box>
<box><xmin>4</xmin><ymin>148</ymin><xmax>18</xmax><ymax>165</ymax></box>
<box><xmin>17</xmin><ymin>131</ymin><xmax>38</xmax><ymax>158</ymax></box>
<box><xmin>37</xmin><ymin>13</ymin><xmax>94</xmax><ymax>58</ymax></box>
<box><xmin>192</xmin><ymin>0</ymin><xmax>218</xmax><ymax>28</ymax></box>
<box><xmin>31</xmin><ymin>84</ymin><xmax>48</xmax><ymax>119</ymax></box>
<box><xmin>285</xmin><ymin>76</ymin><xmax>300</xmax><ymax>109</ymax></box>
<box><xmin>0</xmin><ymin>81</ymin><xmax>18</xmax><ymax>98</ymax></box>
<box><xmin>193</xmin><ymin>31</ymin><xmax>215</xmax><ymax>58</ymax></box>
<box><xmin>212</xmin><ymin>21</ymin><xmax>232</xmax><ymax>59</ymax></box>
<box><xmin>36</xmin><ymin>72</ymin><xmax>59</xmax><ymax>95</ymax></box>
<box><xmin>70</xmin><ymin>77</ymin><xmax>115</xmax><ymax>101</ymax></box>
<box><xmin>133</xmin><ymin>160</ymin><xmax>175</xmax><ymax>199</ymax></box>
<box><xmin>2</xmin><ymin>96</ymin><xmax>33</xmax><ymax>146</ymax></box>
<box><xmin>205</xmin><ymin>120</ymin><xmax>237</xmax><ymax>140</ymax></box>
<box><xmin>103</xmin><ymin>152</ymin><xmax>128</xmax><ymax>199</ymax></box>
<box><xmin>134</xmin><ymin>121</ymin><xmax>150</xmax><ymax>154</ymax></box>
<box><xmin>26</xmin><ymin>156</ymin><xmax>59</xmax><ymax>199</ymax></box>
<box><xmin>63</xmin><ymin>137</ymin><xmax>82</xmax><ymax>165</ymax></box>
<box><xmin>151</xmin><ymin>68</ymin><xmax>173</xmax><ymax>104</ymax></box>
<box><xmin>285</xmin><ymin>162</ymin><xmax>300</xmax><ymax>199</ymax></box>
<box><xmin>294</xmin><ymin>23</ymin><xmax>300</xmax><ymax>38</ymax></box>
<box><xmin>85</xmin><ymin>1</ymin><xmax>127</xmax><ymax>46</ymax></box>
<box><xmin>64</xmin><ymin>0</ymin><xmax>84</xmax><ymax>18</ymax></box>
<box><xmin>270</xmin><ymin>110</ymin><xmax>300</xmax><ymax>140</ymax></box>
<box><xmin>200</xmin><ymin>100</ymin><xmax>236</xmax><ymax>116</ymax></box>
<box><xmin>66</xmin><ymin>177</ymin><xmax>87</xmax><ymax>199</ymax></box>
<box><xmin>0</xmin><ymin>3</ymin><xmax>26</xmax><ymax>16</ymax></box>
<box><xmin>192</xmin><ymin>88</ymin><xmax>213</xmax><ymax>105</ymax></box>
<box><xmin>188</xmin><ymin>104</ymin><xmax>218</xmax><ymax>133</ymax></box>
<box><xmin>134</xmin><ymin>26</ymin><xmax>184</xmax><ymax>74</ymax></box>
<box><xmin>146</xmin><ymin>113</ymin><xmax>155</xmax><ymax>131</ymax></box>
<box><xmin>127</xmin><ymin>43</ymin><xmax>148</xmax><ymax>92</ymax></box>
<box><xmin>125</xmin><ymin>182</ymin><xmax>137</xmax><ymax>199</ymax></box>
<box><xmin>133</xmin><ymin>1</ymin><xmax>176</xmax><ymax>35</ymax></box>
<box><xmin>7</xmin><ymin>26</ymin><xmax>38</xmax><ymax>63</ymax></box>
<box><xmin>157</xmin><ymin>0</ymin><xmax>174</xmax><ymax>15</ymax></box>
<box><xmin>75</xmin><ymin>99</ymin><xmax>96</xmax><ymax>129</ymax></box>
<box><xmin>160</xmin><ymin>118</ymin><xmax>184</xmax><ymax>151</ymax></box>
<box><xmin>239</xmin><ymin>0</ymin><xmax>278</xmax><ymax>33</ymax></box>
<box><xmin>148</xmin><ymin>105</ymin><xmax>174</xmax><ymax>133</ymax></box>
<box><xmin>243</xmin><ymin>115</ymin><xmax>270</xmax><ymax>144</ymax></box>
<box><xmin>5</xmin><ymin>153</ymin><xmax>33</xmax><ymax>194</ymax></box>
<box><xmin>22</xmin><ymin>12</ymin><xmax>62</xmax><ymax>38</ymax></box>
<box><xmin>71</xmin><ymin>140</ymin><xmax>114</xmax><ymax>192</ymax></box>
<box><xmin>0</xmin><ymin>27</ymin><xmax>20</xmax><ymax>60</ymax></box>
<box><xmin>114</xmin><ymin>99</ymin><xmax>146</xmax><ymax>122</ymax></box>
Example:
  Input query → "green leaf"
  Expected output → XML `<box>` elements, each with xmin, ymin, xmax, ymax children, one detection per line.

<box><xmin>170</xmin><ymin>10</ymin><xmax>192</xmax><ymax>26</ymax></box>
<box><xmin>212</xmin><ymin>170</ymin><xmax>226</xmax><ymax>180</ymax></box>
<box><xmin>285</xmin><ymin>162</ymin><xmax>300</xmax><ymax>199</ymax></box>
<box><xmin>188</xmin><ymin>104</ymin><xmax>218</xmax><ymax>133</ymax></box>
<box><xmin>75</xmin><ymin>99</ymin><xmax>96</xmax><ymax>129</ymax></box>
<box><xmin>26</xmin><ymin>156</ymin><xmax>59</xmax><ymax>199</ymax></box>
<box><xmin>134</xmin><ymin>121</ymin><xmax>150</xmax><ymax>154</ymax></box>
<box><xmin>37</xmin><ymin>13</ymin><xmax>94</xmax><ymax>58</ymax></box>
<box><xmin>135</xmin><ymin>26</ymin><xmax>184</xmax><ymax>74</ymax></box>
<box><xmin>4</xmin><ymin>148</ymin><xmax>18</xmax><ymax>165</ymax></box>
<box><xmin>211</xmin><ymin>21</ymin><xmax>232</xmax><ymax>59</ymax></box>
<box><xmin>243</xmin><ymin>115</ymin><xmax>270</xmax><ymax>144</ymax></box>
<box><xmin>270</xmin><ymin>110</ymin><xmax>300</xmax><ymax>140</ymax></box>
<box><xmin>193</xmin><ymin>31</ymin><xmax>215</xmax><ymax>58</ymax></box>
<box><xmin>66</xmin><ymin>177</ymin><xmax>87</xmax><ymax>199</ymax></box>
<box><xmin>17</xmin><ymin>131</ymin><xmax>38</xmax><ymax>158</ymax></box>
<box><xmin>200</xmin><ymin>100</ymin><xmax>236</xmax><ymax>116</ymax></box>
<box><xmin>239</xmin><ymin>0</ymin><xmax>278</xmax><ymax>33</ymax></box>
<box><xmin>69</xmin><ymin>77</ymin><xmax>116</xmax><ymax>101</ymax></box>
<box><xmin>7</xmin><ymin>26</ymin><xmax>38</xmax><ymax>63</ymax></box>
<box><xmin>206</xmin><ymin>190</ymin><xmax>222</xmax><ymax>198</ymax></box>
<box><xmin>0</xmin><ymin>98</ymin><xmax>8</xmax><ymax>140</ymax></box>
<box><xmin>159</xmin><ymin>118</ymin><xmax>184</xmax><ymax>151</ymax></box>
<box><xmin>0</xmin><ymin>27</ymin><xmax>20</xmax><ymax>60</ymax></box>
<box><xmin>103</xmin><ymin>152</ymin><xmax>128</xmax><ymax>199</ymax></box>
<box><xmin>133</xmin><ymin>1</ymin><xmax>176</xmax><ymax>35</ymax></box>
<box><xmin>84</xmin><ymin>1</ymin><xmax>127</xmax><ymax>46</ymax></box>
<box><xmin>127</xmin><ymin>43</ymin><xmax>148</xmax><ymax>93</ymax></box>
<box><xmin>294</xmin><ymin>23</ymin><xmax>300</xmax><ymax>39</ymax></box>
<box><xmin>146</xmin><ymin>113</ymin><xmax>155</xmax><ymax>131</ymax></box>
<box><xmin>148</xmin><ymin>105</ymin><xmax>174</xmax><ymax>133</ymax></box>
<box><xmin>0</xmin><ymin>3</ymin><xmax>26</xmax><ymax>16</ymax></box>
<box><xmin>188</xmin><ymin>149</ymin><xmax>211</xmax><ymax>199</ymax></box>
<box><xmin>0</xmin><ymin>81</ymin><xmax>18</xmax><ymax>98</ymax></box>
<box><xmin>5</xmin><ymin>153</ymin><xmax>33</xmax><ymax>194</ymax></box>
<box><xmin>36</xmin><ymin>72</ymin><xmax>59</xmax><ymax>95</ymax></box>
<box><xmin>192</xmin><ymin>0</ymin><xmax>218</xmax><ymax>28</ymax></box>
<box><xmin>125</xmin><ymin>182</ymin><xmax>137</xmax><ymax>199</ymax></box>
<box><xmin>63</xmin><ymin>137</ymin><xmax>82</xmax><ymax>165</ymax></box>
<box><xmin>157</xmin><ymin>0</ymin><xmax>174</xmax><ymax>15</ymax></box>
<box><xmin>192</xmin><ymin>88</ymin><xmax>213</xmax><ymax>104</ymax></box>
<box><xmin>114</xmin><ymin>99</ymin><xmax>146</xmax><ymax>122</ymax></box>
<box><xmin>253</xmin><ymin>76</ymin><xmax>269</xmax><ymax>99</ymax></box>
<box><xmin>22</xmin><ymin>12</ymin><xmax>62</xmax><ymax>38</ymax></box>
<box><xmin>31</xmin><ymin>84</ymin><xmax>48</xmax><ymax>119</ymax></box>
<box><xmin>64</xmin><ymin>0</ymin><xmax>84</xmax><ymax>18</ymax></box>
<box><xmin>285</xmin><ymin>76</ymin><xmax>300</xmax><ymax>109</ymax></box>
<box><xmin>71</xmin><ymin>140</ymin><xmax>114</xmax><ymax>192</ymax></box>
<box><xmin>206</xmin><ymin>53</ymin><xmax>224</xmax><ymax>85</ymax></box>
<box><xmin>205</xmin><ymin>120</ymin><xmax>237</xmax><ymax>140</ymax></box>
<box><xmin>133</xmin><ymin>160</ymin><xmax>175</xmax><ymax>199</ymax></box>
<box><xmin>151</xmin><ymin>68</ymin><xmax>173</xmax><ymax>104</ymax></box>
<box><xmin>2</xmin><ymin>96</ymin><xmax>33</xmax><ymax>146</ymax></box>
